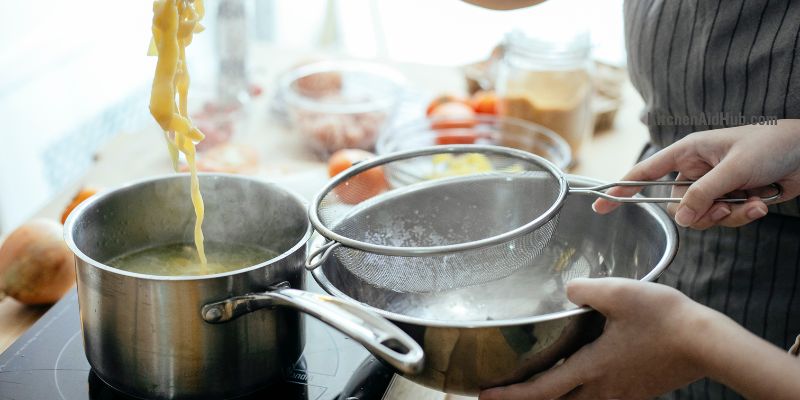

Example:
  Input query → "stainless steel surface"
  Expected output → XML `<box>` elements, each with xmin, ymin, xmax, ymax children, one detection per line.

<box><xmin>308</xmin><ymin>144</ymin><xmax>779</xmax><ymax>293</ymax></box>
<box><xmin>202</xmin><ymin>282</ymin><xmax>424</xmax><ymax>374</ymax></box>
<box><xmin>571</xmin><ymin>180</ymin><xmax>783</xmax><ymax>203</ymax></box>
<box><xmin>63</xmin><ymin>174</ymin><xmax>422</xmax><ymax>399</ymax></box>
<box><xmin>310</xmin><ymin>145</ymin><xmax>567</xmax><ymax>256</ymax></box>
<box><xmin>311</xmin><ymin>174</ymin><xmax>678</xmax><ymax>395</ymax></box>
<box><xmin>308</xmin><ymin>145</ymin><xmax>567</xmax><ymax>292</ymax></box>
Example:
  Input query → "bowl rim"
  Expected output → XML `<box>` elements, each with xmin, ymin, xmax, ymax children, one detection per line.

<box><xmin>376</xmin><ymin>114</ymin><xmax>573</xmax><ymax>170</ymax></box>
<box><xmin>279</xmin><ymin>59</ymin><xmax>407</xmax><ymax>114</ymax></box>
<box><xmin>310</xmin><ymin>173</ymin><xmax>678</xmax><ymax>328</ymax></box>
<box><xmin>63</xmin><ymin>173</ymin><xmax>313</xmax><ymax>282</ymax></box>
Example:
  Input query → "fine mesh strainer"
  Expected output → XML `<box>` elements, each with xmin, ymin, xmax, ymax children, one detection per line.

<box><xmin>306</xmin><ymin>145</ymin><xmax>782</xmax><ymax>293</ymax></box>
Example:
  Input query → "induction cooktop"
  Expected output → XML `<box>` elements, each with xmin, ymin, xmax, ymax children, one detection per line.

<box><xmin>0</xmin><ymin>285</ymin><xmax>396</xmax><ymax>400</ymax></box>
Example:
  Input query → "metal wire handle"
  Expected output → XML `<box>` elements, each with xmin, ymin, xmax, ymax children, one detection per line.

<box><xmin>570</xmin><ymin>181</ymin><xmax>783</xmax><ymax>203</ymax></box>
<box><xmin>306</xmin><ymin>239</ymin><xmax>340</xmax><ymax>271</ymax></box>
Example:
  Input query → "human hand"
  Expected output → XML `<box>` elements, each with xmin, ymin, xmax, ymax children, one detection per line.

<box><xmin>592</xmin><ymin>120</ymin><xmax>800</xmax><ymax>229</ymax></box>
<box><xmin>479</xmin><ymin>278</ymin><xmax>712</xmax><ymax>400</ymax></box>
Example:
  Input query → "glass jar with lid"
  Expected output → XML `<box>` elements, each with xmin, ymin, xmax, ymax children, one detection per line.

<box><xmin>496</xmin><ymin>29</ymin><xmax>593</xmax><ymax>165</ymax></box>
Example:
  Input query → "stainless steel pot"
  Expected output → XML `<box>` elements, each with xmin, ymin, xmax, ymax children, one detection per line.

<box><xmin>64</xmin><ymin>174</ymin><xmax>423</xmax><ymax>400</ymax></box>
<box><xmin>310</xmin><ymin>174</ymin><xmax>678</xmax><ymax>395</ymax></box>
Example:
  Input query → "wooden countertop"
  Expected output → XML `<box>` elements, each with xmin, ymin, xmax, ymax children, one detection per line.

<box><xmin>0</xmin><ymin>46</ymin><xmax>648</xmax><ymax>389</ymax></box>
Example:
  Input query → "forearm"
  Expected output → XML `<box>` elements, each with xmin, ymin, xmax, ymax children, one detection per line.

<box><xmin>689</xmin><ymin>308</ymin><xmax>800</xmax><ymax>399</ymax></box>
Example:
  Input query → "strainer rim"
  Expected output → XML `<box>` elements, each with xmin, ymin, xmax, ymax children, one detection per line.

<box><xmin>308</xmin><ymin>144</ymin><xmax>569</xmax><ymax>256</ymax></box>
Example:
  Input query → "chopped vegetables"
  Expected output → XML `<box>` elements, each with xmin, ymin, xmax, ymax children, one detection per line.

<box><xmin>431</xmin><ymin>153</ymin><xmax>494</xmax><ymax>177</ymax></box>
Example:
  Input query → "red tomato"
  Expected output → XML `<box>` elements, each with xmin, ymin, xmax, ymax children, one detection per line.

<box><xmin>435</xmin><ymin>129</ymin><xmax>480</xmax><ymax>145</ymax></box>
<box><xmin>429</xmin><ymin>102</ymin><xmax>478</xmax><ymax>129</ymax></box>
<box><xmin>327</xmin><ymin>149</ymin><xmax>388</xmax><ymax>204</ymax></box>
<box><xmin>470</xmin><ymin>90</ymin><xmax>498</xmax><ymax>115</ymax></box>
<box><xmin>426</xmin><ymin>94</ymin><xmax>469</xmax><ymax>116</ymax></box>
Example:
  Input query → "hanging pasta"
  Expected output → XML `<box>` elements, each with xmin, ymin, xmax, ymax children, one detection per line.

<box><xmin>149</xmin><ymin>0</ymin><xmax>208</xmax><ymax>268</ymax></box>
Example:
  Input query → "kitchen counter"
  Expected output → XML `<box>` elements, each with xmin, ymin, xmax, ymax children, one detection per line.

<box><xmin>0</xmin><ymin>44</ymin><xmax>648</xmax><ymax>397</ymax></box>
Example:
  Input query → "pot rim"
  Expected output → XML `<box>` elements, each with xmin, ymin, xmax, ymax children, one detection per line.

<box><xmin>64</xmin><ymin>173</ymin><xmax>313</xmax><ymax>282</ymax></box>
<box><xmin>310</xmin><ymin>174</ymin><xmax>679</xmax><ymax>329</ymax></box>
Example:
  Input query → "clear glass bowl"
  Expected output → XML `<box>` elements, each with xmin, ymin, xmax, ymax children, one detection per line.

<box><xmin>280</xmin><ymin>61</ymin><xmax>406</xmax><ymax>158</ymax></box>
<box><xmin>376</xmin><ymin>114</ymin><xmax>572</xmax><ymax>170</ymax></box>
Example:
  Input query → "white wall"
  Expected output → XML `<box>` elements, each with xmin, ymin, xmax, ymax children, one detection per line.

<box><xmin>0</xmin><ymin>2</ymin><xmax>156</xmax><ymax>233</ymax></box>
<box><xmin>265</xmin><ymin>0</ymin><xmax>626</xmax><ymax>66</ymax></box>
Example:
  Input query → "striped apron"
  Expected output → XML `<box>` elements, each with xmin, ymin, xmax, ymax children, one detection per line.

<box><xmin>624</xmin><ymin>1</ymin><xmax>800</xmax><ymax>398</ymax></box>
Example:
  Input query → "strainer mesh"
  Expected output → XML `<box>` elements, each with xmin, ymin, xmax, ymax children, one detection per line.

<box><xmin>316</xmin><ymin>146</ymin><xmax>564</xmax><ymax>292</ymax></box>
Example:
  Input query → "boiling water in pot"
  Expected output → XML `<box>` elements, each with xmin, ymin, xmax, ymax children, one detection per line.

<box><xmin>108</xmin><ymin>242</ymin><xmax>278</xmax><ymax>276</ymax></box>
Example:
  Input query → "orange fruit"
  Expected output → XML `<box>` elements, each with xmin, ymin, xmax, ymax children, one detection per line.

<box><xmin>327</xmin><ymin>149</ymin><xmax>388</xmax><ymax>204</ymax></box>
<box><xmin>61</xmin><ymin>188</ymin><xmax>99</xmax><ymax>224</ymax></box>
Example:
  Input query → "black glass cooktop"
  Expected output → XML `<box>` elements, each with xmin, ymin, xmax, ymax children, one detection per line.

<box><xmin>0</xmin><ymin>283</ymin><xmax>395</xmax><ymax>400</ymax></box>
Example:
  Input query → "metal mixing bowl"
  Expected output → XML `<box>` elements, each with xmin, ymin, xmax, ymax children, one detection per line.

<box><xmin>310</xmin><ymin>174</ymin><xmax>678</xmax><ymax>395</ymax></box>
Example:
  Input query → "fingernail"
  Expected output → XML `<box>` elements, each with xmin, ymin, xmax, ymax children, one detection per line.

<box><xmin>675</xmin><ymin>207</ymin><xmax>696</xmax><ymax>227</ymax></box>
<box><xmin>710</xmin><ymin>207</ymin><xmax>731</xmax><ymax>222</ymax></box>
<box><xmin>591</xmin><ymin>201</ymin><xmax>600</xmax><ymax>213</ymax></box>
<box><xmin>746</xmin><ymin>207</ymin><xmax>767</xmax><ymax>220</ymax></box>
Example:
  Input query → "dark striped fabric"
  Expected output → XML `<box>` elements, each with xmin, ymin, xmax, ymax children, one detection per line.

<box><xmin>624</xmin><ymin>1</ymin><xmax>800</xmax><ymax>399</ymax></box>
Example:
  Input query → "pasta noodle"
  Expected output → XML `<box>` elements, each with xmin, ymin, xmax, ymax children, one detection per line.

<box><xmin>149</xmin><ymin>0</ymin><xmax>208</xmax><ymax>269</ymax></box>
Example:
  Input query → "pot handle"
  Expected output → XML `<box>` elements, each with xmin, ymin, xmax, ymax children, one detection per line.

<box><xmin>201</xmin><ymin>282</ymin><xmax>424</xmax><ymax>375</ymax></box>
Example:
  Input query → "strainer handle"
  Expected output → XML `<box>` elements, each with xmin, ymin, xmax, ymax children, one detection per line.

<box><xmin>306</xmin><ymin>239</ymin><xmax>341</xmax><ymax>270</ymax></box>
<box><xmin>570</xmin><ymin>181</ymin><xmax>783</xmax><ymax>203</ymax></box>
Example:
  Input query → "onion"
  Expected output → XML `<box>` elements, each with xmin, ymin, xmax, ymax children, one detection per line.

<box><xmin>0</xmin><ymin>219</ymin><xmax>76</xmax><ymax>305</ymax></box>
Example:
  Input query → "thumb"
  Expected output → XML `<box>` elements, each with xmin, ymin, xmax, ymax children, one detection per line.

<box><xmin>566</xmin><ymin>277</ymin><xmax>632</xmax><ymax>315</ymax></box>
<box><xmin>674</xmin><ymin>159</ymin><xmax>747</xmax><ymax>227</ymax></box>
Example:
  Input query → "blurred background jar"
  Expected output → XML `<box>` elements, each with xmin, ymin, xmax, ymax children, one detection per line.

<box><xmin>496</xmin><ymin>29</ymin><xmax>593</xmax><ymax>166</ymax></box>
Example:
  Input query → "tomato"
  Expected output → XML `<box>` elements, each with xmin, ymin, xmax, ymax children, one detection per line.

<box><xmin>435</xmin><ymin>129</ymin><xmax>480</xmax><ymax>145</ymax></box>
<box><xmin>429</xmin><ymin>102</ymin><xmax>477</xmax><ymax>129</ymax></box>
<box><xmin>426</xmin><ymin>94</ymin><xmax>468</xmax><ymax>116</ymax></box>
<box><xmin>470</xmin><ymin>90</ymin><xmax>498</xmax><ymax>115</ymax></box>
<box><xmin>327</xmin><ymin>149</ymin><xmax>388</xmax><ymax>204</ymax></box>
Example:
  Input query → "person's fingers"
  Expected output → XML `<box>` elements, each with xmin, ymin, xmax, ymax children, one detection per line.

<box><xmin>622</xmin><ymin>141</ymin><xmax>694</xmax><ymax>182</ymax></box>
<box><xmin>592</xmin><ymin>186</ymin><xmax>640</xmax><ymax>214</ymax></box>
<box><xmin>480</xmin><ymin>349</ymin><xmax>596</xmax><ymax>400</ymax></box>
<box><xmin>668</xmin><ymin>174</ymin><xmax>770</xmax><ymax>229</ymax></box>
<box><xmin>565</xmin><ymin>277</ymin><xmax>634</xmax><ymax>315</ymax></box>
<box><xmin>685</xmin><ymin>202</ymin><xmax>732</xmax><ymax>230</ymax></box>
<box><xmin>673</xmin><ymin>159</ymin><xmax>747</xmax><ymax>227</ymax></box>
<box><xmin>665</xmin><ymin>173</ymin><xmax>690</xmax><ymax>217</ymax></box>
<box><xmin>558</xmin><ymin>385</ymin><xmax>594</xmax><ymax>400</ymax></box>
<box><xmin>715</xmin><ymin>197</ymin><xmax>768</xmax><ymax>228</ymax></box>
<box><xmin>593</xmin><ymin>142</ymin><xmax>691</xmax><ymax>214</ymax></box>
<box><xmin>479</xmin><ymin>370</ymin><xmax>578</xmax><ymax>400</ymax></box>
